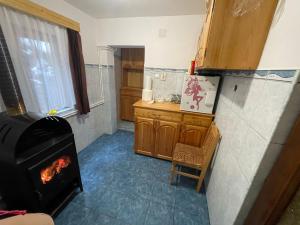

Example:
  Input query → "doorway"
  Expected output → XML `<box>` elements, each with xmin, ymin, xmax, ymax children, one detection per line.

<box><xmin>114</xmin><ymin>47</ymin><xmax>145</xmax><ymax>131</ymax></box>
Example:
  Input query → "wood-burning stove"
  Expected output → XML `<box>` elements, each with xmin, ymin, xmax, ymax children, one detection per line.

<box><xmin>0</xmin><ymin>112</ymin><xmax>83</xmax><ymax>216</ymax></box>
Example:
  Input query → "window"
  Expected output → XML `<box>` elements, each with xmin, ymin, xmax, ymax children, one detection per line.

<box><xmin>0</xmin><ymin>6</ymin><xmax>75</xmax><ymax>115</ymax></box>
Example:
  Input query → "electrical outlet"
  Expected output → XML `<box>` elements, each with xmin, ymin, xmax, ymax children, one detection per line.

<box><xmin>160</xmin><ymin>73</ymin><xmax>167</xmax><ymax>81</ymax></box>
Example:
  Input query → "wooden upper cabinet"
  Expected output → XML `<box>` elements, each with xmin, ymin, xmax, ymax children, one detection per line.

<box><xmin>180</xmin><ymin>124</ymin><xmax>208</xmax><ymax>147</ymax></box>
<box><xmin>121</xmin><ymin>48</ymin><xmax>145</xmax><ymax>69</ymax></box>
<box><xmin>134</xmin><ymin>117</ymin><xmax>155</xmax><ymax>156</ymax></box>
<box><xmin>154</xmin><ymin>120</ymin><xmax>180</xmax><ymax>160</ymax></box>
<box><xmin>195</xmin><ymin>0</ymin><xmax>278</xmax><ymax>70</ymax></box>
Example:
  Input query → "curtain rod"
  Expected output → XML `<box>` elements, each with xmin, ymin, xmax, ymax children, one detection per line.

<box><xmin>0</xmin><ymin>0</ymin><xmax>80</xmax><ymax>32</ymax></box>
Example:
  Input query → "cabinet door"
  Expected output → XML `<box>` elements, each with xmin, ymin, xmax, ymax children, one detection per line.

<box><xmin>180</xmin><ymin>124</ymin><xmax>208</xmax><ymax>147</ymax></box>
<box><xmin>202</xmin><ymin>0</ymin><xmax>278</xmax><ymax>69</ymax></box>
<box><xmin>120</xmin><ymin>95</ymin><xmax>140</xmax><ymax>121</ymax></box>
<box><xmin>134</xmin><ymin>117</ymin><xmax>155</xmax><ymax>156</ymax></box>
<box><xmin>195</xmin><ymin>0</ymin><xmax>215</xmax><ymax>68</ymax></box>
<box><xmin>154</xmin><ymin>120</ymin><xmax>180</xmax><ymax>160</ymax></box>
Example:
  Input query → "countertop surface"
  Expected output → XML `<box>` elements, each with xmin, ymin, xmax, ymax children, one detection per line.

<box><xmin>133</xmin><ymin>100</ymin><xmax>214</xmax><ymax>117</ymax></box>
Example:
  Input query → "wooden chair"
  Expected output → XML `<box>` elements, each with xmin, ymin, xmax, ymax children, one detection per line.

<box><xmin>170</xmin><ymin>122</ymin><xmax>220</xmax><ymax>192</ymax></box>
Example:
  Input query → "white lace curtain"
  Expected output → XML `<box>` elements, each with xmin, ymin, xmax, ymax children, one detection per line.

<box><xmin>0</xmin><ymin>6</ymin><xmax>75</xmax><ymax>114</ymax></box>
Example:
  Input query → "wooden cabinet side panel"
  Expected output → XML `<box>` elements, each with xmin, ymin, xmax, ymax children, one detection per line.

<box><xmin>134</xmin><ymin>117</ymin><xmax>155</xmax><ymax>156</ymax></box>
<box><xmin>203</xmin><ymin>0</ymin><xmax>278</xmax><ymax>69</ymax></box>
<box><xmin>195</xmin><ymin>0</ymin><xmax>215</xmax><ymax>68</ymax></box>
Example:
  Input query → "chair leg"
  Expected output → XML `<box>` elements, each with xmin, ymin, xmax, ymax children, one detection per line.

<box><xmin>196</xmin><ymin>174</ymin><xmax>205</xmax><ymax>192</ymax></box>
<box><xmin>170</xmin><ymin>163</ymin><xmax>176</xmax><ymax>185</ymax></box>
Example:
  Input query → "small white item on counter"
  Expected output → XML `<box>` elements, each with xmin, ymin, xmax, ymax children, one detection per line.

<box><xmin>142</xmin><ymin>89</ymin><xmax>153</xmax><ymax>102</ymax></box>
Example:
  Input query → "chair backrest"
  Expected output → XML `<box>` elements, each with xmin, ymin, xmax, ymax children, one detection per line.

<box><xmin>202</xmin><ymin>122</ymin><xmax>220</xmax><ymax>168</ymax></box>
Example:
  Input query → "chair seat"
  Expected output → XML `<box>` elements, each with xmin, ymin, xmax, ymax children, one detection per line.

<box><xmin>172</xmin><ymin>143</ymin><xmax>204</xmax><ymax>168</ymax></box>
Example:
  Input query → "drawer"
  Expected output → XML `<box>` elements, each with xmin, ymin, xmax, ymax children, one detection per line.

<box><xmin>135</xmin><ymin>108</ymin><xmax>181</xmax><ymax>122</ymax></box>
<box><xmin>183</xmin><ymin>114</ymin><xmax>212</xmax><ymax>127</ymax></box>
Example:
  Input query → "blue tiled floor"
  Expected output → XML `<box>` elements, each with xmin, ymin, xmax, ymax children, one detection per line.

<box><xmin>55</xmin><ymin>130</ymin><xmax>210</xmax><ymax>225</ymax></box>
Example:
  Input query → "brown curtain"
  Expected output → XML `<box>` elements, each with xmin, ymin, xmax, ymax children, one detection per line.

<box><xmin>67</xmin><ymin>28</ymin><xmax>90</xmax><ymax>114</ymax></box>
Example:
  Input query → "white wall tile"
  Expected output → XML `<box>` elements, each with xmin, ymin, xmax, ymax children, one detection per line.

<box><xmin>65</xmin><ymin>63</ymin><xmax>116</xmax><ymax>153</ymax></box>
<box><xmin>207</xmin><ymin>73</ymin><xmax>295</xmax><ymax>225</ymax></box>
<box><xmin>236</xmin><ymin>128</ymin><xmax>268</xmax><ymax>184</ymax></box>
<box><xmin>249</xmin><ymin>80</ymin><xmax>291</xmax><ymax>140</ymax></box>
<box><xmin>271</xmin><ymin>83</ymin><xmax>300</xmax><ymax>144</ymax></box>
<box><xmin>145</xmin><ymin>68</ymin><xmax>187</xmax><ymax>100</ymax></box>
<box><xmin>207</xmin><ymin>150</ymin><xmax>249</xmax><ymax>225</ymax></box>
<box><xmin>237</xmin><ymin>78</ymin><xmax>266</xmax><ymax>125</ymax></box>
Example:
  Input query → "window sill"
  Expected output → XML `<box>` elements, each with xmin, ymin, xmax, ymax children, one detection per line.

<box><xmin>58</xmin><ymin>99</ymin><xmax>104</xmax><ymax>119</ymax></box>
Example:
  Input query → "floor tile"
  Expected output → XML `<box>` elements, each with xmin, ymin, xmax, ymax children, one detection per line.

<box><xmin>145</xmin><ymin>201</ymin><xmax>174</xmax><ymax>225</ymax></box>
<box><xmin>174</xmin><ymin>187</ymin><xmax>207</xmax><ymax>216</ymax></box>
<box><xmin>94</xmin><ymin>190</ymin><xmax>126</xmax><ymax>217</ymax></box>
<box><xmin>55</xmin><ymin>130</ymin><xmax>210</xmax><ymax>225</ymax></box>
<box><xmin>95</xmin><ymin>213</ymin><xmax>124</xmax><ymax>225</ymax></box>
<box><xmin>174</xmin><ymin>208</ymin><xmax>209</xmax><ymax>225</ymax></box>
<box><xmin>55</xmin><ymin>202</ymin><xmax>98</xmax><ymax>225</ymax></box>
<box><xmin>151</xmin><ymin>181</ymin><xmax>176</xmax><ymax>206</ymax></box>
<box><xmin>116</xmin><ymin>194</ymin><xmax>149</xmax><ymax>225</ymax></box>
<box><xmin>144</xmin><ymin>213</ymin><xmax>173</xmax><ymax>225</ymax></box>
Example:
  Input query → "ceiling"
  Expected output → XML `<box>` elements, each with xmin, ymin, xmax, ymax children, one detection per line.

<box><xmin>65</xmin><ymin>0</ymin><xmax>206</xmax><ymax>18</ymax></box>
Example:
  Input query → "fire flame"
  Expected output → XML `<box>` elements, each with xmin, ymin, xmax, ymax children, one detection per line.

<box><xmin>40</xmin><ymin>156</ymin><xmax>71</xmax><ymax>184</ymax></box>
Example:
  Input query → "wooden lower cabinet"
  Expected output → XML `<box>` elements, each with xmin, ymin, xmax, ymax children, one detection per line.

<box><xmin>134</xmin><ymin>117</ymin><xmax>155</xmax><ymax>156</ymax></box>
<box><xmin>133</xmin><ymin>100</ymin><xmax>214</xmax><ymax>160</ymax></box>
<box><xmin>120</xmin><ymin>95</ymin><xmax>141</xmax><ymax>121</ymax></box>
<box><xmin>180</xmin><ymin>124</ymin><xmax>208</xmax><ymax>147</ymax></box>
<box><xmin>155</xmin><ymin>120</ymin><xmax>180</xmax><ymax>160</ymax></box>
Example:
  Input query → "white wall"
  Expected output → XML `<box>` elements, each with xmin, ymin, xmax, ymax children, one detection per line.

<box><xmin>95</xmin><ymin>15</ymin><xmax>204</xmax><ymax>69</ymax></box>
<box><xmin>32</xmin><ymin>0</ymin><xmax>98</xmax><ymax>64</ymax></box>
<box><xmin>66</xmin><ymin>64</ymin><xmax>117</xmax><ymax>152</ymax></box>
<box><xmin>207</xmin><ymin>1</ymin><xmax>300</xmax><ymax>224</ymax></box>
<box><xmin>259</xmin><ymin>0</ymin><xmax>300</xmax><ymax>69</ymax></box>
<box><xmin>207</xmin><ymin>72</ymin><xmax>300</xmax><ymax>225</ymax></box>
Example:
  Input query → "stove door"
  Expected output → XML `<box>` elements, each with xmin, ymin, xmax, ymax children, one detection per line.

<box><xmin>27</xmin><ymin>142</ymin><xmax>80</xmax><ymax>205</ymax></box>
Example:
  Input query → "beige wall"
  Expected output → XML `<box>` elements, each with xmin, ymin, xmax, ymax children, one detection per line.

<box><xmin>259</xmin><ymin>0</ymin><xmax>300</xmax><ymax>69</ymax></box>
<box><xmin>95</xmin><ymin>15</ymin><xmax>204</xmax><ymax>69</ymax></box>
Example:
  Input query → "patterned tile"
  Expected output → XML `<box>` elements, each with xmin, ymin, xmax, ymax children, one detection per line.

<box><xmin>116</xmin><ymin>194</ymin><xmax>149</xmax><ymax>225</ymax></box>
<box><xmin>151</xmin><ymin>181</ymin><xmax>177</xmax><ymax>206</ymax></box>
<box><xmin>174</xmin><ymin>208</ymin><xmax>209</xmax><ymax>225</ymax></box>
<box><xmin>55</xmin><ymin>130</ymin><xmax>210</xmax><ymax>225</ymax></box>
<box><xmin>145</xmin><ymin>201</ymin><xmax>174</xmax><ymax>225</ymax></box>
<box><xmin>55</xmin><ymin>202</ymin><xmax>98</xmax><ymax>225</ymax></box>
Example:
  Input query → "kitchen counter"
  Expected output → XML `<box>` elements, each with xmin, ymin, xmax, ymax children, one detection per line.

<box><xmin>133</xmin><ymin>100</ymin><xmax>214</xmax><ymax>117</ymax></box>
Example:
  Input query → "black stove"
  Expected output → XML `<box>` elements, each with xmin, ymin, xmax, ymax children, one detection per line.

<box><xmin>0</xmin><ymin>112</ymin><xmax>83</xmax><ymax>216</ymax></box>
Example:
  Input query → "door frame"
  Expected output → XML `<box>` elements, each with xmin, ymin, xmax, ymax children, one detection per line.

<box><xmin>244</xmin><ymin>115</ymin><xmax>300</xmax><ymax>225</ymax></box>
